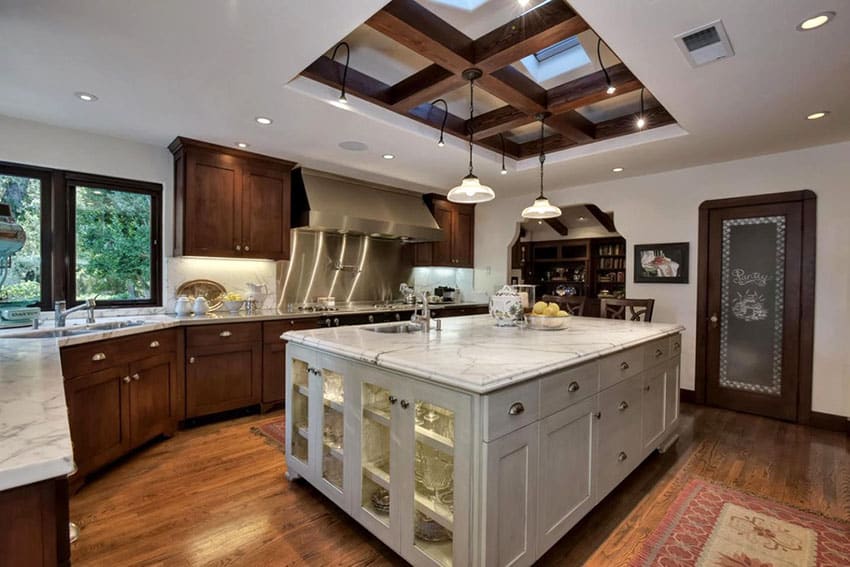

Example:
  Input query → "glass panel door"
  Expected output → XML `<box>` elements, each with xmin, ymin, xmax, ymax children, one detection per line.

<box><xmin>289</xmin><ymin>357</ymin><xmax>310</xmax><ymax>465</ymax></box>
<box><xmin>360</xmin><ymin>382</ymin><xmax>393</xmax><ymax>529</ymax></box>
<box><xmin>320</xmin><ymin>366</ymin><xmax>344</xmax><ymax>492</ymax></box>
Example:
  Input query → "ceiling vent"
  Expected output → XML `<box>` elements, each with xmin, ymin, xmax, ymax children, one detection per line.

<box><xmin>675</xmin><ymin>20</ymin><xmax>734</xmax><ymax>67</ymax></box>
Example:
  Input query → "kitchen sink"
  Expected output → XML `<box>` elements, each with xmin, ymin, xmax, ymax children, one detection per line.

<box><xmin>363</xmin><ymin>322</ymin><xmax>424</xmax><ymax>334</ymax></box>
<box><xmin>1</xmin><ymin>320</ymin><xmax>149</xmax><ymax>339</ymax></box>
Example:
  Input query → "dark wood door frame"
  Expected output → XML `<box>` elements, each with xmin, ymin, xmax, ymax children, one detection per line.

<box><xmin>695</xmin><ymin>190</ymin><xmax>816</xmax><ymax>424</ymax></box>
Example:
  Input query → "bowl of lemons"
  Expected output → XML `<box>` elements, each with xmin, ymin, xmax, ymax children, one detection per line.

<box><xmin>221</xmin><ymin>292</ymin><xmax>245</xmax><ymax>313</ymax></box>
<box><xmin>527</xmin><ymin>301</ymin><xmax>570</xmax><ymax>330</ymax></box>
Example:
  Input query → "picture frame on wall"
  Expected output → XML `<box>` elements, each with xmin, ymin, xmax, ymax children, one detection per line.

<box><xmin>634</xmin><ymin>242</ymin><xmax>689</xmax><ymax>283</ymax></box>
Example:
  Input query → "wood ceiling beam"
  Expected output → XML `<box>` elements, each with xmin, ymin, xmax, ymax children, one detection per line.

<box><xmin>593</xmin><ymin>105</ymin><xmax>675</xmax><ymax>139</ymax></box>
<box><xmin>365</xmin><ymin>0</ymin><xmax>473</xmax><ymax>71</ymax></box>
<box><xmin>478</xmin><ymin>67</ymin><xmax>547</xmax><ymax>114</ymax></box>
<box><xmin>517</xmin><ymin>133</ymin><xmax>576</xmax><ymax>159</ymax></box>
<box><xmin>301</xmin><ymin>56</ymin><xmax>393</xmax><ymax>106</ymax></box>
<box><xmin>469</xmin><ymin>106</ymin><xmax>532</xmax><ymax>140</ymax></box>
<box><xmin>546</xmin><ymin>63</ymin><xmax>641</xmax><ymax>115</ymax></box>
<box><xmin>544</xmin><ymin>217</ymin><xmax>569</xmax><ymax>236</ymax></box>
<box><xmin>387</xmin><ymin>64</ymin><xmax>467</xmax><ymax>111</ymax></box>
<box><xmin>585</xmin><ymin>204</ymin><xmax>617</xmax><ymax>233</ymax></box>
<box><xmin>478</xmin><ymin>134</ymin><xmax>522</xmax><ymax>158</ymax></box>
<box><xmin>545</xmin><ymin>111</ymin><xmax>595</xmax><ymax>143</ymax></box>
<box><xmin>473</xmin><ymin>1</ymin><xmax>588</xmax><ymax>72</ymax></box>
<box><xmin>407</xmin><ymin>103</ymin><xmax>468</xmax><ymax>138</ymax></box>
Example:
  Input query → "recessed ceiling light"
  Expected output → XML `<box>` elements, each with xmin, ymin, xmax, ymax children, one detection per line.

<box><xmin>612</xmin><ymin>167</ymin><xmax>625</xmax><ymax>173</ymax></box>
<box><xmin>74</xmin><ymin>91</ymin><xmax>98</xmax><ymax>102</ymax></box>
<box><xmin>236</xmin><ymin>142</ymin><xmax>249</xmax><ymax>149</ymax></box>
<box><xmin>806</xmin><ymin>111</ymin><xmax>830</xmax><ymax>120</ymax></box>
<box><xmin>255</xmin><ymin>116</ymin><xmax>273</xmax><ymax>125</ymax></box>
<box><xmin>382</xmin><ymin>153</ymin><xmax>395</xmax><ymax>160</ymax></box>
<box><xmin>517</xmin><ymin>0</ymin><xmax>530</xmax><ymax>6</ymax></box>
<box><xmin>797</xmin><ymin>11</ymin><xmax>835</xmax><ymax>31</ymax></box>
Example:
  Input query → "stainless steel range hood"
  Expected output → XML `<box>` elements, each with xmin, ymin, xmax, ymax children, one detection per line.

<box><xmin>291</xmin><ymin>168</ymin><xmax>443</xmax><ymax>242</ymax></box>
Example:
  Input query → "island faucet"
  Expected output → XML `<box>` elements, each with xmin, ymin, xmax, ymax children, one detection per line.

<box><xmin>411</xmin><ymin>291</ymin><xmax>434</xmax><ymax>331</ymax></box>
<box><xmin>55</xmin><ymin>298</ymin><xmax>97</xmax><ymax>327</ymax></box>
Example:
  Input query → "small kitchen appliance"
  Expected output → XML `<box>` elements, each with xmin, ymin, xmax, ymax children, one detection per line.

<box><xmin>0</xmin><ymin>203</ymin><xmax>40</xmax><ymax>328</ymax></box>
<box><xmin>434</xmin><ymin>286</ymin><xmax>457</xmax><ymax>302</ymax></box>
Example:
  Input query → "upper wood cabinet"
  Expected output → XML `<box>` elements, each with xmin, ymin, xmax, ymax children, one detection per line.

<box><xmin>169</xmin><ymin>137</ymin><xmax>295</xmax><ymax>260</ymax></box>
<box><xmin>413</xmin><ymin>194</ymin><xmax>475</xmax><ymax>268</ymax></box>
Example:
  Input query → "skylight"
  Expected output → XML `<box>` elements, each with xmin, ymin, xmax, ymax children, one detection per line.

<box><xmin>533</xmin><ymin>36</ymin><xmax>581</xmax><ymax>62</ymax></box>
<box><xmin>427</xmin><ymin>0</ymin><xmax>489</xmax><ymax>10</ymax></box>
<box><xmin>519</xmin><ymin>35</ymin><xmax>590</xmax><ymax>85</ymax></box>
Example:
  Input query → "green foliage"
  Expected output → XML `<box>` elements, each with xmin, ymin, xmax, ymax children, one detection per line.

<box><xmin>0</xmin><ymin>174</ymin><xmax>41</xmax><ymax>301</ymax></box>
<box><xmin>0</xmin><ymin>280</ymin><xmax>40</xmax><ymax>301</ymax></box>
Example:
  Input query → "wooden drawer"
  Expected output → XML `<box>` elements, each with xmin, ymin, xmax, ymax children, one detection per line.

<box><xmin>539</xmin><ymin>361</ymin><xmax>599</xmax><ymax>418</ymax></box>
<box><xmin>263</xmin><ymin>318</ymin><xmax>319</xmax><ymax>343</ymax></box>
<box><xmin>483</xmin><ymin>380</ymin><xmax>540</xmax><ymax>442</ymax></box>
<box><xmin>61</xmin><ymin>329</ymin><xmax>178</xmax><ymax>378</ymax></box>
<box><xmin>669</xmin><ymin>333</ymin><xmax>682</xmax><ymax>358</ymax></box>
<box><xmin>186</xmin><ymin>322</ymin><xmax>261</xmax><ymax>347</ymax></box>
<box><xmin>643</xmin><ymin>338</ymin><xmax>669</xmax><ymax>369</ymax></box>
<box><xmin>599</xmin><ymin>346</ymin><xmax>643</xmax><ymax>390</ymax></box>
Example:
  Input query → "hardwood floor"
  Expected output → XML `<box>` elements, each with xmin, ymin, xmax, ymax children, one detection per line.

<box><xmin>70</xmin><ymin>404</ymin><xmax>850</xmax><ymax>566</ymax></box>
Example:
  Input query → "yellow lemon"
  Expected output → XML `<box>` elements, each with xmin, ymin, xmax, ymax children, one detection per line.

<box><xmin>533</xmin><ymin>301</ymin><xmax>548</xmax><ymax>315</ymax></box>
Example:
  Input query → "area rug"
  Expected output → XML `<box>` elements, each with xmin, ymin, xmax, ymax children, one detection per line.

<box><xmin>630</xmin><ymin>478</ymin><xmax>850</xmax><ymax>567</ymax></box>
<box><xmin>251</xmin><ymin>418</ymin><xmax>285</xmax><ymax>452</ymax></box>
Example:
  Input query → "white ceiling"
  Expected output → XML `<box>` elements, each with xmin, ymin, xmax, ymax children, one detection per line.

<box><xmin>0</xmin><ymin>0</ymin><xmax>848</xmax><ymax>200</ymax></box>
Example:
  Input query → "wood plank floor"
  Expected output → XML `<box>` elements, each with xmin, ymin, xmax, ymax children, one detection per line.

<box><xmin>70</xmin><ymin>404</ymin><xmax>850</xmax><ymax>566</ymax></box>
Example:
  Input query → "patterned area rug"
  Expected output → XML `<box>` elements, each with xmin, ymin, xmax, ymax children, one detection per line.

<box><xmin>631</xmin><ymin>478</ymin><xmax>850</xmax><ymax>566</ymax></box>
<box><xmin>251</xmin><ymin>418</ymin><xmax>285</xmax><ymax>452</ymax></box>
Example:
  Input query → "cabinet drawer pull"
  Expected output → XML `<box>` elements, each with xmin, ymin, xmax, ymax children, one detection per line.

<box><xmin>508</xmin><ymin>402</ymin><xmax>525</xmax><ymax>416</ymax></box>
<box><xmin>189</xmin><ymin>357</ymin><xmax>196</xmax><ymax>364</ymax></box>
<box><xmin>400</xmin><ymin>400</ymin><xmax>410</xmax><ymax>409</ymax></box>
<box><xmin>289</xmin><ymin>320</ymin><xmax>296</xmax><ymax>326</ymax></box>
<box><xmin>618</xmin><ymin>401</ymin><xmax>629</xmax><ymax>411</ymax></box>
<box><xmin>132</xmin><ymin>373</ymin><xmax>140</xmax><ymax>381</ymax></box>
<box><xmin>122</xmin><ymin>376</ymin><xmax>131</xmax><ymax>383</ymax></box>
<box><xmin>219</xmin><ymin>330</ymin><xmax>232</xmax><ymax>337</ymax></box>
<box><xmin>368</xmin><ymin>315</ymin><xmax>375</xmax><ymax>323</ymax></box>
<box><xmin>594</xmin><ymin>411</ymin><xmax>602</xmax><ymax>419</ymax></box>
<box><xmin>655</xmin><ymin>348</ymin><xmax>664</xmax><ymax>358</ymax></box>
<box><xmin>244</xmin><ymin>245</ymin><xmax>250</xmax><ymax>252</ymax></box>
<box><xmin>388</xmin><ymin>395</ymin><xmax>398</xmax><ymax>405</ymax></box>
<box><xmin>149</xmin><ymin>340</ymin><xmax>160</xmax><ymax>348</ymax></box>
<box><xmin>91</xmin><ymin>352</ymin><xmax>106</xmax><ymax>362</ymax></box>
<box><xmin>619</xmin><ymin>361</ymin><xmax>630</xmax><ymax>370</ymax></box>
<box><xmin>617</xmin><ymin>451</ymin><xmax>628</xmax><ymax>462</ymax></box>
<box><xmin>567</xmin><ymin>381</ymin><xmax>580</xmax><ymax>393</ymax></box>
<box><xmin>644</xmin><ymin>385</ymin><xmax>651</xmax><ymax>392</ymax></box>
<box><xmin>235</xmin><ymin>244</ymin><xmax>241</xmax><ymax>251</ymax></box>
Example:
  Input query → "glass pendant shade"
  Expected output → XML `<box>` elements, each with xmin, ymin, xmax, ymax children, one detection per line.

<box><xmin>522</xmin><ymin>196</ymin><xmax>561</xmax><ymax>219</ymax></box>
<box><xmin>447</xmin><ymin>174</ymin><xmax>495</xmax><ymax>204</ymax></box>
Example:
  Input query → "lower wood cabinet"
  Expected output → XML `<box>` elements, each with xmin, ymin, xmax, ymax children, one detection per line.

<box><xmin>186</xmin><ymin>340</ymin><xmax>261</xmax><ymax>418</ymax></box>
<box><xmin>0</xmin><ymin>477</ymin><xmax>70</xmax><ymax>567</ymax></box>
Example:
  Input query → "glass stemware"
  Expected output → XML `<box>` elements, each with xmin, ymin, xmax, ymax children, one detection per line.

<box><xmin>421</xmin><ymin>454</ymin><xmax>453</xmax><ymax>509</ymax></box>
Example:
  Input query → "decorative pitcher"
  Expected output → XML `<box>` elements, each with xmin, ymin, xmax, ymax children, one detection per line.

<box><xmin>489</xmin><ymin>285</ymin><xmax>523</xmax><ymax>327</ymax></box>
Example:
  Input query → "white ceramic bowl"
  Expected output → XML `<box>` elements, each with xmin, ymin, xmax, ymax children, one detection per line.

<box><xmin>222</xmin><ymin>300</ymin><xmax>244</xmax><ymax>313</ymax></box>
<box><xmin>527</xmin><ymin>314</ymin><xmax>569</xmax><ymax>330</ymax></box>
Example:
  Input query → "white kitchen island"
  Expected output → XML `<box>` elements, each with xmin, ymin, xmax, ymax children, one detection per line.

<box><xmin>283</xmin><ymin>314</ymin><xmax>684</xmax><ymax>567</ymax></box>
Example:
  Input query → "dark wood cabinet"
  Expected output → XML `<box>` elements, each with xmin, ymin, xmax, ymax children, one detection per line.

<box><xmin>0</xmin><ymin>477</ymin><xmax>70</xmax><ymax>567</ymax></box>
<box><xmin>414</xmin><ymin>194</ymin><xmax>475</xmax><ymax>268</ymax></box>
<box><xmin>185</xmin><ymin>323</ymin><xmax>263</xmax><ymax>418</ymax></box>
<box><xmin>169</xmin><ymin>137</ymin><xmax>295</xmax><ymax>260</ymax></box>
<box><xmin>261</xmin><ymin>319</ymin><xmax>320</xmax><ymax>412</ymax></box>
<box><xmin>128</xmin><ymin>353</ymin><xmax>180</xmax><ymax>447</ymax></box>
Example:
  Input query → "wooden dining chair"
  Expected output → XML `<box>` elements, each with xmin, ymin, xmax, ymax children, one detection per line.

<box><xmin>600</xmin><ymin>298</ymin><xmax>655</xmax><ymax>322</ymax></box>
<box><xmin>541</xmin><ymin>295</ymin><xmax>587</xmax><ymax>316</ymax></box>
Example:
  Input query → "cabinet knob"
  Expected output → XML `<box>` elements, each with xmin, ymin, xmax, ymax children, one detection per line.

<box><xmin>368</xmin><ymin>315</ymin><xmax>374</xmax><ymax>323</ymax></box>
<box><xmin>235</xmin><ymin>244</ymin><xmax>241</xmax><ymax>251</ymax></box>
<box><xmin>508</xmin><ymin>402</ymin><xmax>525</xmax><ymax>415</ymax></box>
<box><xmin>189</xmin><ymin>357</ymin><xmax>196</xmax><ymax>364</ymax></box>
<box><xmin>655</xmin><ymin>348</ymin><xmax>664</xmax><ymax>358</ymax></box>
<box><xmin>617</xmin><ymin>451</ymin><xmax>628</xmax><ymax>462</ymax></box>
<box><xmin>132</xmin><ymin>373</ymin><xmax>140</xmax><ymax>381</ymax></box>
<box><xmin>644</xmin><ymin>384</ymin><xmax>651</xmax><ymax>392</ymax></box>
<box><xmin>400</xmin><ymin>400</ymin><xmax>410</xmax><ymax>409</ymax></box>
<box><xmin>395</xmin><ymin>313</ymin><xmax>401</xmax><ymax>321</ymax></box>
<box><xmin>219</xmin><ymin>330</ymin><xmax>232</xmax><ymax>337</ymax></box>
<box><xmin>388</xmin><ymin>395</ymin><xmax>398</xmax><ymax>405</ymax></box>
<box><xmin>149</xmin><ymin>340</ymin><xmax>160</xmax><ymax>348</ymax></box>
<box><xmin>673</xmin><ymin>342</ymin><xmax>680</xmax><ymax>349</ymax></box>
<box><xmin>333</xmin><ymin>318</ymin><xmax>340</xmax><ymax>326</ymax></box>
<box><xmin>244</xmin><ymin>245</ymin><xmax>250</xmax><ymax>252</ymax></box>
<box><xmin>568</xmin><ymin>381</ymin><xmax>580</xmax><ymax>393</ymax></box>
<box><xmin>289</xmin><ymin>320</ymin><xmax>295</xmax><ymax>326</ymax></box>
<box><xmin>618</xmin><ymin>401</ymin><xmax>629</xmax><ymax>411</ymax></box>
<box><xmin>122</xmin><ymin>376</ymin><xmax>131</xmax><ymax>383</ymax></box>
<box><xmin>619</xmin><ymin>361</ymin><xmax>630</xmax><ymax>371</ymax></box>
<box><xmin>91</xmin><ymin>352</ymin><xmax>106</xmax><ymax>362</ymax></box>
<box><xmin>594</xmin><ymin>411</ymin><xmax>602</xmax><ymax>419</ymax></box>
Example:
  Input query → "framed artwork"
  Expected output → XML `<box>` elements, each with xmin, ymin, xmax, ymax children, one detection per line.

<box><xmin>634</xmin><ymin>242</ymin><xmax>689</xmax><ymax>283</ymax></box>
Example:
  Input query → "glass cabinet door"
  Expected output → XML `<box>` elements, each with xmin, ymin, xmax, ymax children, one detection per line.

<box><xmin>288</xmin><ymin>354</ymin><xmax>311</xmax><ymax>468</ymax></box>
<box><xmin>359</xmin><ymin>381</ymin><xmax>394</xmax><ymax>531</ymax></box>
<box><xmin>316</xmin><ymin>357</ymin><xmax>346</xmax><ymax>505</ymax></box>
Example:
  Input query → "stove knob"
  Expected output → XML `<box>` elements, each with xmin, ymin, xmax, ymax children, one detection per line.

<box><xmin>368</xmin><ymin>315</ymin><xmax>374</xmax><ymax>323</ymax></box>
<box><xmin>333</xmin><ymin>318</ymin><xmax>340</xmax><ymax>326</ymax></box>
<box><xmin>395</xmin><ymin>313</ymin><xmax>401</xmax><ymax>321</ymax></box>
<box><xmin>324</xmin><ymin>318</ymin><xmax>332</xmax><ymax>327</ymax></box>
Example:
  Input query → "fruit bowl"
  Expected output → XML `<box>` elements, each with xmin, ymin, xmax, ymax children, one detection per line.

<box><xmin>527</xmin><ymin>314</ymin><xmax>569</xmax><ymax>330</ymax></box>
<box><xmin>222</xmin><ymin>300</ymin><xmax>244</xmax><ymax>313</ymax></box>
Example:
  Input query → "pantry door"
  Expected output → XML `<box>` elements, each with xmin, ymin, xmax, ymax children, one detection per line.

<box><xmin>696</xmin><ymin>191</ymin><xmax>816</xmax><ymax>422</ymax></box>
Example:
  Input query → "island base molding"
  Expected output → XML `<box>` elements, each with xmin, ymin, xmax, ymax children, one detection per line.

<box><xmin>285</xmin><ymin>331</ymin><xmax>682</xmax><ymax>567</ymax></box>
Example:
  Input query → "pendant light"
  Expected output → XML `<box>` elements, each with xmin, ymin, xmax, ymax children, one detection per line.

<box><xmin>597</xmin><ymin>37</ymin><xmax>616</xmax><ymax>95</ymax></box>
<box><xmin>498</xmin><ymin>133</ymin><xmax>508</xmax><ymax>175</ymax></box>
<box><xmin>331</xmin><ymin>42</ymin><xmax>350</xmax><ymax>104</ymax></box>
<box><xmin>521</xmin><ymin>113</ymin><xmax>562</xmax><ymax>220</ymax></box>
<box><xmin>636</xmin><ymin>87</ymin><xmax>646</xmax><ymax>129</ymax></box>
<box><xmin>447</xmin><ymin>68</ymin><xmax>495</xmax><ymax>204</ymax></box>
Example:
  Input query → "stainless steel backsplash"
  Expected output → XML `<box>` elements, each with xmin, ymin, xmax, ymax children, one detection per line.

<box><xmin>276</xmin><ymin>231</ymin><xmax>413</xmax><ymax>309</ymax></box>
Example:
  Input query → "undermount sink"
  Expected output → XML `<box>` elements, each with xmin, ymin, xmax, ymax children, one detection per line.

<box><xmin>1</xmin><ymin>320</ymin><xmax>149</xmax><ymax>339</ymax></box>
<box><xmin>362</xmin><ymin>322</ymin><xmax>424</xmax><ymax>334</ymax></box>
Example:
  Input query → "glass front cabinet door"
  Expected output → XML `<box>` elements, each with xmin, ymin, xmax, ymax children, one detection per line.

<box><xmin>311</xmin><ymin>354</ymin><xmax>352</xmax><ymax>509</ymax></box>
<box><xmin>286</xmin><ymin>346</ymin><xmax>315</xmax><ymax>480</ymax></box>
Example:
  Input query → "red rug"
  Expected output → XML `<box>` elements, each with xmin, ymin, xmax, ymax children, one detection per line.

<box><xmin>251</xmin><ymin>418</ymin><xmax>285</xmax><ymax>451</ymax></box>
<box><xmin>631</xmin><ymin>478</ymin><xmax>850</xmax><ymax>566</ymax></box>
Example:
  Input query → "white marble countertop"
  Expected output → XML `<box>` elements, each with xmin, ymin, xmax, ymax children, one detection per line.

<box><xmin>284</xmin><ymin>315</ymin><xmax>685</xmax><ymax>394</ymax></box>
<box><xmin>0</xmin><ymin>302</ymin><xmax>487</xmax><ymax>491</ymax></box>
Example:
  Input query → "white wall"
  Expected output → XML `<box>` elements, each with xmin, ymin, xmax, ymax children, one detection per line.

<box><xmin>475</xmin><ymin>140</ymin><xmax>850</xmax><ymax>417</ymax></box>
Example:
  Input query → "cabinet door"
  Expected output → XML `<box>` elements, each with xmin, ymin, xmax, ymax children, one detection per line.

<box><xmin>65</xmin><ymin>365</ymin><xmax>131</xmax><ymax>476</ymax></box>
<box><xmin>403</xmin><ymin>380</ymin><xmax>473</xmax><ymax>567</ymax></box>
<box><xmin>286</xmin><ymin>345</ymin><xmax>316</xmax><ymax>479</ymax></box>
<box><xmin>263</xmin><ymin>341</ymin><xmax>286</xmax><ymax>406</ymax></box>
<box><xmin>452</xmin><ymin>207</ymin><xmax>474</xmax><ymax>267</ymax></box>
<box><xmin>186</xmin><ymin>342</ymin><xmax>262</xmax><ymax>418</ymax></box>
<box><xmin>665</xmin><ymin>359</ymin><xmax>680</xmax><ymax>430</ymax></box>
<box><xmin>431</xmin><ymin>202</ymin><xmax>454</xmax><ymax>267</ymax></box>
<box><xmin>596</xmin><ymin>374</ymin><xmax>643</xmax><ymax>500</ymax></box>
<box><xmin>241</xmin><ymin>163</ymin><xmax>290</xmax><ymax>260</ymax></box>
<box><xmin>413</xmin><ymin>242</ymin><xmax>434</xmax><ymax>266</ymax></box>
<box><xmin>641</xmin><ymin>367</ymin><xmax>668</xmax><ymax>456</ymax></box>
<box><xmin>128</xmin><ymin>353</ymin><xmax>179</xmax><ymax>448</ymax></box>
<box><xmin>482</xmin><ymin>423</ymin><xmax>538</xmax><ymax>567</ymax></box>
<box><xmin>537</xmin><ymin>397</ymin><xmax>598</xmax><ymax>555</ymax></box>
<box><xmin>312</xmin><ymin>354</ymin><xmax>352</xmax><ymax>509</ymax></box>
<box><xmin>184</xmin><ymin>149</ymin><xmax>241</xmax><ymax>257</ymax></box>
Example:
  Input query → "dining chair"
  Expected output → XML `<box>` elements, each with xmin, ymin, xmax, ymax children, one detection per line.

<box><xmin>600</xmin><ymin>298</ymin><xmax>655</xmax><ymax>322</ymax></box>
<box><xmin>541</xmin><ymin>294</ymin><xmax>587</xmax><ymax>316</ymax></box>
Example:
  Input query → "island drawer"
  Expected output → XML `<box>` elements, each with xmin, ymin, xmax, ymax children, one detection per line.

<box><xmin>539</xmin><ymin>361</ymin><xmax>599</xmax><ymax>418</ymax></box>
<box><xmin>61</xmin><ymin>329</ymin><xmax>179</xmax><ymax>378</ymax></box>
<box><xmin>263</xmin><ymin>318</ymin><xmax>320</xmax><ymax>343</ymax></box>
<box><xmin>643</xmin><ymin>338</ymin><xmax>670</xmax><ymax>368</ymax></box>
<box><xmin>669</xmin><ymin>334</ymin><xmax>682</xmax><ymax>357</ymax></box>
<box><xmin>186</xmin><ymin>322</ymin><xmax>262</xmax><ymax>346</ymax></box>
<box><xmin>599</xmin><ymin>346</ymin><xmax>643</xmax><ymax>390</ymax></box>
<box><xmin>483</xmin><ymin>380</ymin><xmax>540</xmax><ymax>442</ymax></box>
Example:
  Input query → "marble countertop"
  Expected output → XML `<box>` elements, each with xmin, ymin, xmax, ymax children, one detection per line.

<box><xmin>0</xmin><ymin>302</ymin><xmax>487</xmax><ymax>491</ymax></box>
<box><xmin>284</xmin><ymin>315</ymin><xmax>685</xmax><ymax>394</ymax></box>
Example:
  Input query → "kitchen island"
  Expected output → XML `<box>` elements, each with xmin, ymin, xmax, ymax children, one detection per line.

<box><xmin>283</xmin><ymin>314</ymin><xmax>684</xmax><ymax>567</ymax></box>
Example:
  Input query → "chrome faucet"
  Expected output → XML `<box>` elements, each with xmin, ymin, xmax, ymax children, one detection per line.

<box><xmin>54</xmin><ymin>298</ymin><xmax>96</xmax><ymax>327</ymax></box>
<box><xmin>411</xmin><ymin>291</ymin><xmax>433</xmax><ymax>331</ymax></box>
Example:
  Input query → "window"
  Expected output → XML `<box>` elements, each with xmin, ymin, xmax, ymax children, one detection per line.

<box><xmin>533</xmin><ymin>36</ymin><xmax>582</xmax><ymax>62</ymax></box>
<box><xmin>0</xmin><ymin>162</ymin><xmax>162</xmax><ymax>308</ymax></box>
